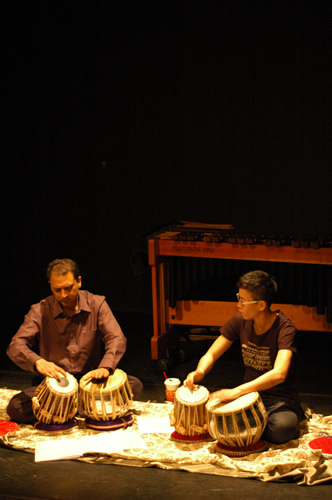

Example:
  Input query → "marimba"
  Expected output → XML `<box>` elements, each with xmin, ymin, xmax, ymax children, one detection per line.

<box><xmin>148</xmin><ymin>222</ymin><xmax>332</xmax><ymax>360</ymax></box>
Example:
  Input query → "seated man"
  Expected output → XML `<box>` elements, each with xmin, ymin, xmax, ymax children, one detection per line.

<box><xmin>7</xmin><ymin>258</ymin><xmax>143</xmax><ymax>423</ymax></box>
<box><xmin>184</xmin><ymin>270</ymin><xmax>304</xmax><ymax>444</ymax></box>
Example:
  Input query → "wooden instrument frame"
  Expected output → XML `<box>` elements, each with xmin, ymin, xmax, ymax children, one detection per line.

<box><xmin>148</xmin><ymin>237</ymin><xmax>332</xmax><ymax>360</ymax></box>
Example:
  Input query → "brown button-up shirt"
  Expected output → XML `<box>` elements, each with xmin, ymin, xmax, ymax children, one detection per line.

<box><xmin>7</xmin><ymin>290</ymin><xmax>127</xmax><ymax>376</ymax></box>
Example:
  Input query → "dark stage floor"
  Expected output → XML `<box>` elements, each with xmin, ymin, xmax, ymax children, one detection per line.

<box><xmin>1</xmin><ymin>313</ymin><xmax>331</xmax><ymax>499</ymax></box>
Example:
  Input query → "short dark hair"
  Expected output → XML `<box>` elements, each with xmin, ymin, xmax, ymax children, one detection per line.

<box><xmin>47</xmin><ymin>259</ymin><xmax>80</xmax><ymax>281</ymax></box>
<box><xmin>236</xmin><ymin>270</ymin><xmax>277</xmax><ymax>306</ymax></box>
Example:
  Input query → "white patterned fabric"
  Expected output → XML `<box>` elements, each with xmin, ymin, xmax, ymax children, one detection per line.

<box><xmin>1</xmin><ymin>388</ymin><xmax>331</xmax><ymax>485</ymax></box>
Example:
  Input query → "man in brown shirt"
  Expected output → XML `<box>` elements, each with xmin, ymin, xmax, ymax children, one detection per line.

<box><xmin>6</xmin><ymin>258</ymin><xmax>143</xmax><ymax>423</ymax></box>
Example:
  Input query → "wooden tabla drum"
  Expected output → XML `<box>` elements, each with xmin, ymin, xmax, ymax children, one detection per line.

<box><xmin>169</xmin><ymin>385</ymin><xmax>211</xmax><ymax>442</ymax></box>
<box><xmin>206</xmin><ymin>391</ymin><xmax>268</xmax><ymax>456</ymax></box>
<box><xmin>80</xmin><ymin>369</ymin><xmax>134</xmax><ymax>428</ymax></box>
<box><xmin>32</xmin><ymin>373</ymin><xmax>78</xmax><ymax>425</ymax></box>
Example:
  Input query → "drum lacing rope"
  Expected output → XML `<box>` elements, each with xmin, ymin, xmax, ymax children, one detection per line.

<box><xmin>120</xmin><ymin>414</ymin><xmax>132</xmax><ymax>429</ymax></box>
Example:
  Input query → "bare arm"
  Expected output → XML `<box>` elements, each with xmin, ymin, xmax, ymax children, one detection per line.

<box><xmin>184</xmin><ymin>335</ymin><xmax>233</xmax><ymax>389</ymax></box>
<box><xmin>210</xmin><ymin>349</ymin><xmax>293</xmax><ymax>402</ymax></box>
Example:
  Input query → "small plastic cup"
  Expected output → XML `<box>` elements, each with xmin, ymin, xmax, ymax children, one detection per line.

<box><xmin>164</xmin><ymin>378</ymin><xmax>181</xmax><ymax>402</ymax></box>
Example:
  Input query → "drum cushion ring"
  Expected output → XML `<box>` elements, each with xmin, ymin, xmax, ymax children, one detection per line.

<box><xmin>216</xmin><ymin>439</ymin><xmax>266</xmax><ymax>457</ymax></box>
<box><xmin>170</xmin><ymin>430</ymin><xmax>212</xmax><ymax>443</ymax></box>
<box><xmin>85</xmin><ymin>413</ymin><xmax>134</xmax><ymax>431</ymax></box>
<box><xmin>34</xmin><ymin>419</ymin><xmax>78</xmax><ymax>432</ymax></box>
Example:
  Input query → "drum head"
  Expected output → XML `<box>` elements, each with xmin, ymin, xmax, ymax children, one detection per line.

<box><xmin>206</xmin><ymin>391</ymin><xmax>258</xmax><ymax>414</ymax></box>
<box><xmin>48</xmin><ymin>373</ymin><xmax>77</xmax><ymax>394</ymax></box>
<box><xmin>80</xmin><ymin>369</ymin><xmax>127</xmax><ymax>392</ymax></box>
<box><xmin>176</xmin><ymin>385</ymin><xmax>209</xmax><ymax>404</ymax></box>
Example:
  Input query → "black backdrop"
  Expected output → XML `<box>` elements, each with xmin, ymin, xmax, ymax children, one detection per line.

<box><xmin>3</xmin><ymin>1</ymin><xmax>330</xmax><ymax>349</ymax></box>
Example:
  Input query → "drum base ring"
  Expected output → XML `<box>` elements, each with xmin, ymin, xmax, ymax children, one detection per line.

<box><xmin>216</xmin><ymin>439</ymin><xmax>266</xmax><ymax>457</ymax></box>
<box><xmin>34</xmin><ymin>419</ymin><xmax>78</xmax><ymax>432</ymax></box>
<box><xmin>85</xmin><ymin>413</ymin><xmax>134</xmax><ymax>431</ymax></box>
<box><xmin>170</xmin><ymin>431</ymin><xmax>212</xmax><ymax>443</ymax></box>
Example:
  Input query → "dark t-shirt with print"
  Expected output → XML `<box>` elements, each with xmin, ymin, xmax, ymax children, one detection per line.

<box><xmin>220</xmin><ymin>311</ymin><xmax>300</xmax><ymax>402</ymax></box>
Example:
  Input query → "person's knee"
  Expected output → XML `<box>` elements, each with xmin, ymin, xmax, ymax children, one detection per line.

<box><xmin>128</xmin><ymin>376</ymin><xmax>143</xmax><ymax>399</ymax></box>
<box><xmin>6</xmin><ymin>394</ymin><xmax>21</xmax><ymax>421</ymax></box>
<box><xmin>264</xmin><ymin>425</ymin><xmax>299</xmax><ymax>444</ymax></box>
<box><xmin>6</xmin><ymin>391</ymin><xmax>35</xmax><ymax>424</ymax></box>
<box><xmin>263</xmin><ymin>411</ymin><xmax>299</xmax><ymax>444</ymax></box>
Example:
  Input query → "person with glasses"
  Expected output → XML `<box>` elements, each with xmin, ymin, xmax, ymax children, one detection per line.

<box><xmin>184</xmin><ymin>270</ymin><xmax>303</xmax><ymax>444</ymax></box>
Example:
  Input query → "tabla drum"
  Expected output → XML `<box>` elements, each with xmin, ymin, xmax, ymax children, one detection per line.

<box><xmin>206</xmin><ymin>391</ymin><xmax>268</xmax><ymax>456</ymax></box>
<box><xmin>169</xmin><ymin>385</ymin><xmax>211</xmax><ymax>442</ymax></box>
<box><xmin>32</xmin><ymin>373</ymin><xmax>78</xmax><ymax>425</ymax></box>
<box><xmin>80</xmin><ymin>369</ymin><xmax>133</xmax><ymax>425</ymax></box>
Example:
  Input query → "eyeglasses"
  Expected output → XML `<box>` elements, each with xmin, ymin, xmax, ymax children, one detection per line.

<box><xmin>236</xmin><ymin>293</ymin><xmax>259</xmax><ymax>306</ymax></box>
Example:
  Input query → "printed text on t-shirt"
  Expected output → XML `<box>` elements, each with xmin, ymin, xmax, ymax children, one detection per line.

<box><xmin>242</xmin><ymin>342</ymin><xmax>272</xmax><ymax>371</ymax></box>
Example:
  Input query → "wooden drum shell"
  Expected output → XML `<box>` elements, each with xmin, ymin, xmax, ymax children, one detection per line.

<box><xmin>206</xmin><ymin>391</ymin><xmax>268</xmax><ymax>447</ymax></box>
<box><xmin>32</xmin><ymin>374</ymin><xmax>78</xmax><ymax>425</ymax></box>
<box><xmin>170</xmin><ymin>385</ymin><xmax>210</xmax><ymax>437</ymax></box>
<box><xmin>80</xmin><ymin>369</ymin><xmax>133</xmax><ymax>421</ymax></box>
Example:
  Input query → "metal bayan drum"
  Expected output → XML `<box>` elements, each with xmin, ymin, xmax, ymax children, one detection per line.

<box><xmin>169</xmin><ymin>385</ymin><xmax>211</xmax><ymax>442</ymax></box>
<box><xmin>80</xmin><ymin>369</ymin><xmax>133</xmax><ymax>423</ymax></box>
<box><xmin>206</xmin><ymin>391</ymin><xmax>268</xmax><ymax>456</ymax></box>
<box><xmin>32</xmin><ymin>373</ymin><xmax>78</xmax><ymax>425</ymax></box>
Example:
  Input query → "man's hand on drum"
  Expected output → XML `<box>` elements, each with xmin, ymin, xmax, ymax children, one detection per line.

<box><xmin>81</xmin><ymin>367</ymin><xmax>110</xmax><ymax>382</ymax></box>
<box><xmin>35</xmin><ymin>359</ymin><xmax>67</xmax><ymax>379</ymax></box>
<box><xmin>183</xmin><ymin>370</ymin><xmax>204</xmax><ymax>390</ymax></box>
<box><xmin>209</xmin><ymin>388</ymin><xmax>240</xmax><ymax>404</ymax></box>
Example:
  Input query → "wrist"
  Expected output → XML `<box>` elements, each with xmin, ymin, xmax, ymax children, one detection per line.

<box><xmin>34</xmin><ymin>359</ymin><xmax>43</xmax><ymax>371</ymax></box>
<box><xmin>235</xmin><ymin>385</ymin><xmax>249</xmax><ymax>399</ymax></box>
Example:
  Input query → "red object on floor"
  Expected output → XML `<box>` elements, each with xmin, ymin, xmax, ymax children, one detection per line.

<box><xmin>309</xmin><ymin>434</ymin><xmax>332</xmax><ymax>456</ymax></box>
<box><xmin>0</xmin><ymin>420</ymin><xmax>20</xmax><ymax>435</ymax></box>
